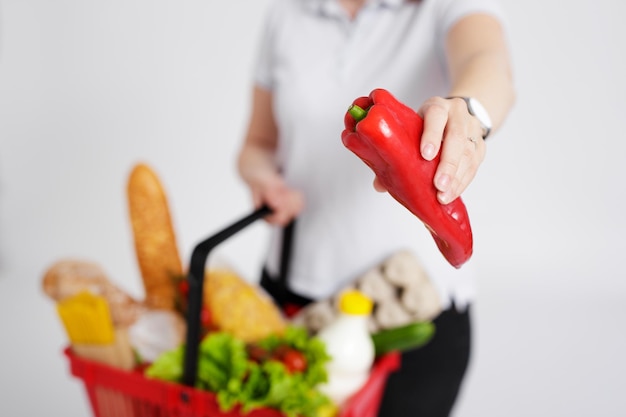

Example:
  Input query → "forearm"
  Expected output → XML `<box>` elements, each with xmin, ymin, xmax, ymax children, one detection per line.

<box><xmin>447</xmin><ymin>51</ymin><xmax>515</xmax><ymax>133</ymax></box>
<box><xmin>237</xmin><ymin>140</ymin><xmax>281</xmax><ymax>190</ymax></box>
<box><xmin>446</xmin><ymin>14</ymin><xmax>516</xmax><ymax>134</ymax></box>
<box><xmin>237</xmin><ymin>85</ymin><xmax>282</xmax><ymax>190</ymax></box>
<box><xmin>237</xmin><ymin>86</ymin><xmax>304</xmax><ymax>224</ymax></box>
<box><xmin>237</xmin><ymin>131</ymin><xmax>305</xmax><ymax>225</ymax></box>
<box><xmin>415</xmin><ymin>14</ymin><xmax>515</xmax><ymax>202</ymax></box>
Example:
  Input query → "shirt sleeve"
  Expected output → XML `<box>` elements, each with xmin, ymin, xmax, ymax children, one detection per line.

<box><xmin>437</xmin><ymin>0</ymin><xmax>508</xmax><ymax>36</ymax></box>
<box><xmin>252</xmin><ymin>0</ymin><xmax>281</xmax><ymax>91</ymax></box>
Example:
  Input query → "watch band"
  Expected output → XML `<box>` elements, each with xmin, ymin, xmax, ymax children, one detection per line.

<box><xmin>447</xmin><ymin>96</ymin><xmax>492</xmax><ymax>140</ymax></box>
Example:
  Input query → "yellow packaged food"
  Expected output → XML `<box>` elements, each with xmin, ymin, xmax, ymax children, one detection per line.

<box><xmin>56</xmin><ymin>291</ymin><xmax>115</xmax><ymax>344</ymax></box>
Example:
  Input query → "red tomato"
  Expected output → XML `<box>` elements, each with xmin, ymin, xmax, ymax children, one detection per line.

<box><xmin>247</xmin><ymin>344</ymin><xmax>270</xmax><ymax>363</ymax></box>
<box><xmin>282</xmin><ymin>349</ymin><xmax>307</xmax><ymax>373</ymax></box>
<box><xmin>272</xmin><ymin>344</ymin><xmax>289</xmax><ymax>360</ymax></box>
<box><xmin>178</xmin><ymin>280</ymin><xmax>189</xmax><ymax>297</ymax></box>
<box><xmin>200</xmin><ymin>306</ymin><xmax>213</xmax><ymax>328</ymax></box>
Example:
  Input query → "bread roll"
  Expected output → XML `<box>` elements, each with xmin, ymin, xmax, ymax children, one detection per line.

<box><xmin>127</xmin><ymin>163</ymin><xmax>183</xmax><ymax>310</ymax></box>
<box><xmin>42</xmin><ymin>259</ymin><xmax>142</xmax><ymax>327</ymax></box>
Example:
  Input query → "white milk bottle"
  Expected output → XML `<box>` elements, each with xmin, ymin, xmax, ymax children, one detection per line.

<box><xmin>317</xmin><ymin>289</ymin><xmax>375</xmax><ymax>406</ymax></box>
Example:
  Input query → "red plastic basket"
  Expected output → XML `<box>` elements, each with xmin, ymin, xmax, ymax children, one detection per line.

<box><xmin>63</xmin><ymin>206</ymin><xmax>401</xmax><ymax>417</ymax></box>
<box><xmin>64</xmin><ymin>347</ymin><xmax>400</xmax><ymax>417</ymax></box>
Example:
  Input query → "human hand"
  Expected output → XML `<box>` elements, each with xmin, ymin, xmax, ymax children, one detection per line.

<box><xmin>372</xmin><ymin>97</ymin><xmax>486</xmax><ymax>202</ymax></box>
<box><xmin>418</xmin><ymin>96</ymin><xmax>486</xmax><ymax>204</ymax></box>
<box><xmin>248</xmin><ymin>172</ymin><xmax>305</xmax><ymax>226</ymax></box>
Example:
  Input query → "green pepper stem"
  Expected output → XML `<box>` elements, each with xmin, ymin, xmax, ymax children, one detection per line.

<box><xmin>348</xmin><ymin>104</ymin><xmax>368</xmax><ymax>122</ymax></box>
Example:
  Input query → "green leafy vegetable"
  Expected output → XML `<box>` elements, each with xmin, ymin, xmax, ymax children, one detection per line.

<box><xmin>197</xmin><ymin>332</ymin><xmax>249</xmax><ymax>392</ymax></box>
<box><xmin>145</xmin><ymin>326</ymin><xmax>332</xmax><ymax>417</ymax></box>
<box><xmin>144</xmin><ymin>346</ymin><xmax>184</xmax><ymax>381</ymax></box>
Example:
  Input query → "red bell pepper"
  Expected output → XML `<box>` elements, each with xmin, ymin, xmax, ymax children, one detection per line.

<box><xmin>341</xmin><ymin>88</ymin><xmax>473</xmax><ymax>268</ymax></box>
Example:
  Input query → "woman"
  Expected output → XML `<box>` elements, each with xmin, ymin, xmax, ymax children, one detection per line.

<box><xmin>237</xmin><ymin>0</ymin><xmax>515</xmax><ymax>415</ymax></box>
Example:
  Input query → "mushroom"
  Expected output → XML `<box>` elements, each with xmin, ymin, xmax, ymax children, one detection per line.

<box><xmin>356</xmin><ymin>268</ymin><xmax>397</xmax><ymax>303</ymax></box>
<box><xmin>382</xmin><ymin>250</ymin><xmax>429</xmax><ymax>288</ymax></box>
<box><xmin>401</xmin><ymin>282</ymin><xmax>443</xmax><ymax>322</ymax></box>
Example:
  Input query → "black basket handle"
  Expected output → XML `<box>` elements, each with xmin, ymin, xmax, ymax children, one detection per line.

<box><xmin>182</xmin><ymin>205</ymin><xmax>272</xmax><ymax>387</ymax></box>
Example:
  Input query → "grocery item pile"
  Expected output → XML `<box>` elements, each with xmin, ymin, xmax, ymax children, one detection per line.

<box><xmin>42</xmin><ymin>162</ymin><xmax>435</xmax><ymax>417</ymax></box>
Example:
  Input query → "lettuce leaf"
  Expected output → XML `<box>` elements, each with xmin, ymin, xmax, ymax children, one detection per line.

<box><xmin>197</xmin><ymin>332</ymin><xmax>248</xmax><ymax>393</ymax></box>
<box><xmin>146</xmin><ymin>326</ymin><xmax>332</xmax><ymax>417</ymax></box>
<box><xmin>144</xmin><ymin>345</ymin><xmax>184</xmax><ymax>381</ymax></box>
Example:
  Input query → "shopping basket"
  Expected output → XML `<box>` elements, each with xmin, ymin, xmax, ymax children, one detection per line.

<box><xmin>64</xmin><ymin>206</ymin><xmax>401</xmax><ymax>417</ymax></box>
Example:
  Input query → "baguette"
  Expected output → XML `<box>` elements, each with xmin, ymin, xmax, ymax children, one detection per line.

<box><xmin>127</xmin><ymin>163</ymin><xmax>183</xmax><ymax>310</ymax></box>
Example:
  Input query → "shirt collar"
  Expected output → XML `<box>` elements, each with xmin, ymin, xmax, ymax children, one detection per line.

<box><xmin>304</xmin><ymin>0</ymin><xmax>406</xmax><ymax>17</ymax></box>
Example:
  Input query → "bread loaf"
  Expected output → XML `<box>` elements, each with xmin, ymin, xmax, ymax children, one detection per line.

<box><xmin>42</xmin><ymin>259</ymin><xmax>142</xmax><ymax>327</ymax></box>
<box><xmin>204</xmin><ymin>267</ymin><xmax>287</xmax><ymax>342</ymax></box>
<box><xmin>127</xmin><ymin>163</ymin><xmax>183</xmax><ymax>310</ymax></box>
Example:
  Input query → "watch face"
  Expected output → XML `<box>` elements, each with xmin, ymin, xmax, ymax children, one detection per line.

<box><xmin>468</xmin><ymin>97</ymin><xmax>492</xmax><ymax>130</ymax></box>
<box><xmin>447</xmin><ymin>96</ymin><xmax>493</xmax><ymax>138</ymax></box>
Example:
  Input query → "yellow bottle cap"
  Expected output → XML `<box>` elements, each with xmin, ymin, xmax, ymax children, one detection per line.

<box><xmin>339</xmin><ymin>290</ymin><xmax>373</xmax><ymax>316</ymax></box>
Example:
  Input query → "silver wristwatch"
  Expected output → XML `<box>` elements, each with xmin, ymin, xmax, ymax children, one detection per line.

<box><xmin>448</xmin><ymin>96</ymin><xmax>493</xmax><ymax>139</ymax></box>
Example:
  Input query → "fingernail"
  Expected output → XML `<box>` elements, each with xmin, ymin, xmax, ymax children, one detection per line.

<box><xmin>436</xmin><ymin>174</ymin><xmax>450</xmax><ymax>191</ymax></box>
<box><xmin>422</xmin><ymin>144</ymin><xmax>436</xmax><ymax>160</ymax></box>
<box><xmin>438</xmin><ymin>192</ymin><xmax>449</xmax><ymax>204</ymax></box>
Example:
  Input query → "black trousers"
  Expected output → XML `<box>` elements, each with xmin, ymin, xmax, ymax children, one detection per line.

<box><xmin>261</xmin><ymin>272</ymin><xmax>471</xmax><ymax>417</ymax></box>
<box><xmin>377</xmin><ymin>305</ymin><xmax>472</xmax><ymax>417</ymax></box>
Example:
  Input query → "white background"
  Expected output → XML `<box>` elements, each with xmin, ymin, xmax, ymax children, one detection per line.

<box><xmin>1</xmin><ymin>1</ymin><xmax>625</xmax><ymax>416</ymax></box>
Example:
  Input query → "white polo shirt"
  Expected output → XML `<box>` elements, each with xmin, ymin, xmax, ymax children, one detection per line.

<box><xmin>254</xmin><ymin>0</ymin><xmax>506</xmax><ymax>310</ymax></box>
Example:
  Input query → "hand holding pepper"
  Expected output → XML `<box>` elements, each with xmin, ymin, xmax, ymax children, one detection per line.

<box><xmin>372</xmin><ymin>96</ymin><xmax>487</xmax><ymax>205</ymax></box>
<box><xmin>417</xmin><ymin>96</ymin><xmax>487</xmax><ymax>204</ymax></box>
<box><xmin>342</xmin><ymin>89</ymin><xmax>476</xmax><ymax>268</ymax></box>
